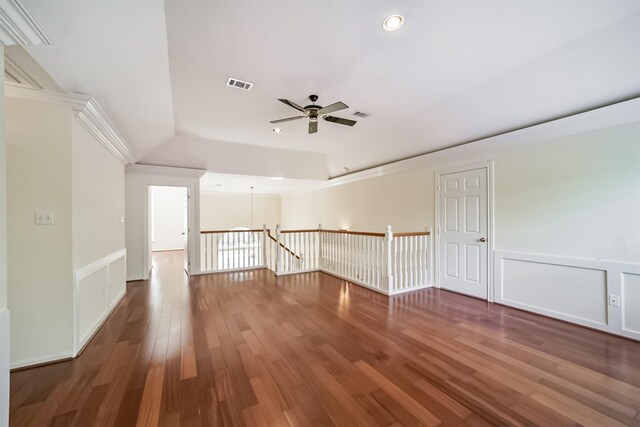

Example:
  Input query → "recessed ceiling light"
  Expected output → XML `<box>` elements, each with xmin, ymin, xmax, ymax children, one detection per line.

<box><xmin>382</xmin><ymin>14</ymin><xmax>404</xmax><ymax>32</ymax></box>
<box><xmin>273</xmin><ymin>128</ymin><xmax>281</xmax><ymax>133</ymax></box>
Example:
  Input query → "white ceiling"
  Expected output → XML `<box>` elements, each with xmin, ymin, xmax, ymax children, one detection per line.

<box><xmin>20</xmin><ymin>0</ymin><xmax>640</xmax><ymax>178</ymax></box>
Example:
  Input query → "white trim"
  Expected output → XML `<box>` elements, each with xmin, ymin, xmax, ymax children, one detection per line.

<box><xmin>4</xmin><ymin>55</ymin><xmax>41</xmax><ymax>89</ymax></box>
<box><xmin>73</xmin><ymin>249</ymin><xmax>127</xmax><ymax>355</ymax></box>
<box><xmin>126</xmin><ymin>164</ymin><xmax>206</xmax><ymax>178</ymax></box>
<box><xmin>0</xmin><ymin>0</ymin><xmax>51</xmax><ymax>46</ymax></box>
<box><xmin>323</xmin><ymin>97</ymin><xmax>640</xmax><ymax>187</ymax></box>
<box><xmin>10</xmin><ymin>351</ymin><xmax>73</xmax><ymax>370</ymax></box>
<box><xmin>276</xmin><ymin>268</ymin><xmax>319</xmax><ymax>277</ymax></box>
<box><xmin>434</xmin><ymin>161</ymin><xmax>495</xmax><ymax>301</ymax></box>
<box><xmin>494</xmin><ymin>250</ymin><xmax>640</xmax><ymax>341</ymax></box>
<box><xmin>0</xmin><ymin>309</ymin><xmax>9</xmax><ymax>427</ymax></box>
<box><xmin>4</xmin><ymin>85</ymin><xmax>135</xmax><ymax>164</ymax></box>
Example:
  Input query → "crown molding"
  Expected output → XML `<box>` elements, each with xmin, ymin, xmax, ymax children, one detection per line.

<box><xmin>0</xmin><ymin>0</ymin><xmax>51</xmax><ymax>46</ymax></box>
<box><xmin>4</xmin><ymin>55</ymin><xmax>42</xmax><ymax>89</ymax></box>
<box><xmin>5</xmin><ymin>85</ymin><xmax>135</xmax><ymax>164</ymax></box>
<box><xmin>126</xmin><ymin>164</ymin><xmax>206</xmax><ymax>178</ymax></box>
<box><xmin>324</xmin><ymin>97</ymin><xmax>640</xmax><ymax>189</ymax></box>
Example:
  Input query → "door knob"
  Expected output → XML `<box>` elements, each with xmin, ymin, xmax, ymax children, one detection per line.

<box><xmin>479</xmin><ymin>237</ymin><xmax>486</xmax><ymax>242</ymax></box>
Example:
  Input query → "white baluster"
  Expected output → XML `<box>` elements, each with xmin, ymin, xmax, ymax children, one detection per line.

<box><xmin>384</xmin><ymin>225</ymin><xmax>393</xmax><ymax>294</ymax></box>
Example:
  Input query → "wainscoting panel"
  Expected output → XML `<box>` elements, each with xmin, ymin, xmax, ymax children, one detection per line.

<box><xmin>495</xmin><ymin>250</ymin><xmax>640</xmax><ymax>340</ymax></box>
<box><xmin>107</xmin><ymin>255</ymin><xmax>126</xmax><ymax>309</ymax></box>
<box><xmin>74</xmin><ymin>249</ymin><xmax>127</xmax><ymax>354</ymax></box>
<box><xmin>622</xmin><ymin>272</ymin><xmax>640</xmax><ymax>336</ymax></box>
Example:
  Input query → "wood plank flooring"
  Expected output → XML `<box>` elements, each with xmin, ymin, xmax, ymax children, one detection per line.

<box><xmin>9</xmin><ymin>251</ymin><xmax>640</xmax><ymax>426</ymax></box>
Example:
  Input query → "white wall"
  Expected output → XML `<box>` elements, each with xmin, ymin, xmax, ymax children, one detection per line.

<box><xmin>200</xmin><ymin>192</ymin><xmax>281</xmax><ymax>231</ymax></box>
<box><xmin>72</xmin><ymin>120</ymin><xmax>125</xmax><ymax>269</ymax></box>
<box><xmin>151</xmin><ymin>186</ymin><xmax>186</xmax><ymax>251</ymax></box>
<box><xmin>125</xmin><ymin>165</ymin><xmax>204</xmax><ymax>281</ymax></box>
<box><xmin>6</xmin><ymin>97</ymin><xmax>74</xmax><ymax>366</ymax></box>
<box><xmin>0</xmin><ymin>45</ymin><xmax>10</xmax><ymax>427</ymax></box>
<box><xmin>281</xmin><ymin>121</ymin><xmax>640</xmax><ymax>339</ymax></box>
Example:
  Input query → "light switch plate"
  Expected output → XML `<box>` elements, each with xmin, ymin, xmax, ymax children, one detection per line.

<box><xmin>35</xmin><ymin>211</ymin><xmax>54</xmax><ymax>225</ymax></box>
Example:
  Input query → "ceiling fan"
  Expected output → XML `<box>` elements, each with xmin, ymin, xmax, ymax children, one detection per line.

<box><xmin>270</xmin><ymin>95</ymin><xmax>357</xmax><ymax>134</ymax></box>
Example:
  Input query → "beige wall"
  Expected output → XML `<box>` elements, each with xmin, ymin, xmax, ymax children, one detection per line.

<box><xmin>72</xmin><ymin>120</ymin><xmax>125</xmax><ymax>269</ymax></box>
<box><xmin>200</xmin><ymin>192</ymin><xmax>281</xmax><ymax>231</ymax></box>
<box><xmin>6</xmin><ymin>97</ymin><xmax>74</xmax><ymax>365</ymax></box>
<box><xmin>282</xmin><ymin>169</ymin><xmax>433</xmax><ymax>233</ymax></box>
<box><xmin>283</xmin><ymin>122</ymin><xmax>640</xmax><ymax>263</ymax></box>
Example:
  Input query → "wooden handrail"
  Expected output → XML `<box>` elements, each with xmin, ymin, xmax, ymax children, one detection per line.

<box><xmin>201</xmin><ymin>229</ymin><xmax>266</xmax><ymax>234</ymax></box>
<box><xmin>394</xmin><ymin>231</ymin><xmax>430</xmax><ymax>237</ymax></box>
<box><xmin>267</xmin><ymin>230</ymin><xmax>301</xmax><ymax>260</ymax></box>
<box><xmin>320</xmin><ymin>229</ymin><xmax>385</xmax><ymax>237</ymax></box>
<box><xmin>200</xmin><ymin>228</ymin><xmax>429</xmax><ymax>237</ymax></box>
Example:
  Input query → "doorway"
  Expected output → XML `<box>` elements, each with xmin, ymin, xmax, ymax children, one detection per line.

<box><xmin>436</xmin><ymin>163</ymin><xmax>493</xmax><ymax>300</ymax></box>
<box><xmin>149</xmin><ymin>186</ymin><xmax>190</xmax><ymax>275</ymax></box>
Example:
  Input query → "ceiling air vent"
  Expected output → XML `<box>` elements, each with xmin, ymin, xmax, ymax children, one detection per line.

<box><xmin>353</xmin><ymin>111</ymin><xmax>369</xmax><ymax>118</ymax></box>
<box><xmin>226</xmin><ymin>77</ymin><xmax>253</xmax><ymax>91</ymax></box>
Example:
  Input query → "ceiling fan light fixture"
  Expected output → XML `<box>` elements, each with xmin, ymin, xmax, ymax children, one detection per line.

<box><xmin>383</xmin><ymin>14</ymin><xmax>404</xmax><ymax>31</ymax></box>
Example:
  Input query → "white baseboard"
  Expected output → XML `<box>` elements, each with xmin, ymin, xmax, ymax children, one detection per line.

<box><xmin>275</xmin><ymin>268</ymin><xmax>320</xmax><ymax>277</ymax></box>
<box><xmin>495</xmin><ymin>250</ymin><xmax>640</xmax><ymax>341</ymax></box>
<box><xmin>10</xmin><ymin>350</ymin><xmax>73</xmax><ymax>370</ymax></box>
<box><xmin>0</xmin><ymin>309</ymin><xmax>10</xmax><ymax>427</ymax></box>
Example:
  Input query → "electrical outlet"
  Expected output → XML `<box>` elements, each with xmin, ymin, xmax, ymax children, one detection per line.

<box><xmin>35</xmin><ymin>211</ymin><xmax>55</xmax><ymax>225</ymax></box>
<box><xmin>608</xmin><ymin>294</ymin><xmax>621</xmax><ymax>307</ymax></box>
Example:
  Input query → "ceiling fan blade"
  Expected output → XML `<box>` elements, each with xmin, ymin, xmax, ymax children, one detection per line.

<box><xmin>309</xmin><ymin>121</ymin><xmax>318</xmax><ymax>134</ymax></box>
<box><xmin>324</xmin><ymin>116</ymin><xmax>357</xmax><ymax>126</ymax></box>
<box><xmin>318</xmin><ymin>101</ymin><xmax>348</xmax><ymax>115</ymax></box>
<box><xmin>278</xmin><ymin>99</ymin><xmax>305</xmax><ymax>112</ymax></box>
<box><xmin>269</xmin><ymin>116</ymin><xmax>305</xmax><ymax>124</ymax></box>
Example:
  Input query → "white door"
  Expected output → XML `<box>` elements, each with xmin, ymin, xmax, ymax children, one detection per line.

<box><xmin>183</xmin><ymin>189</ymin><xmax>190</xmax><ymax>275</ymax></box>
<box><xmin>439</xmin><ymin>167</ymin><xmax>488</xmax><ymax>299</ymax></box>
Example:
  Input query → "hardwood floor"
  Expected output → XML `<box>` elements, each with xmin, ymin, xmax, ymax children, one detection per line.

<box><xmin>9</xmin><ymin>251</ymin><xmax>640</xmax><ymax>426</ymax></box>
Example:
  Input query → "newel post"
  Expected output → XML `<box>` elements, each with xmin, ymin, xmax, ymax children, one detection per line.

<box><xmin>384</xmin><ymin>225</ymin><xmax>394</xmax><ymax>294</ymax></box>
<box><xmin>262</xmin><ymin>224</ymin><xmax>267</xmax><ymax>267</ymax></box>
<box><xmin>318</xmin><ymin>223</ymin><xmax>323</xmax><ymax>269</ymax></box>
<box><xmin>275</xmin><ymin>224</ymin><xmax>281</xmax><ymax>275</ymax></box>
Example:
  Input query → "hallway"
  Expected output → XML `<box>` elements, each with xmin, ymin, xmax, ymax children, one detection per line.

<box><xmin>9</xmin><ymin>251</ymin><xmax>640</xmax><ymax>426</ymax></box>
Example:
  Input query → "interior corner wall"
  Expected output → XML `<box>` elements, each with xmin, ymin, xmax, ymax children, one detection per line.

<box><xmin>281</xmin><ymin>121</ymin><xmax>640</xmax><ymax>339</ymax></box>
<box><xmin>151</xmin><ymin>186</ymin><xmax>186</xmax><ymax>251</ymax></box>
<box><xmin>72</xmin><ymin>120</ymin><xmax>125</xmax><ymax>269</ymax></box>
<box><xmin>6</xmin><ymin>97</ymin><xmax>74</xmax><ymax>366</ymax></box>
<box><xmin>200</xmin><ymin>192</ymin><xmax>281</xmax><ymax>231</ymax></box>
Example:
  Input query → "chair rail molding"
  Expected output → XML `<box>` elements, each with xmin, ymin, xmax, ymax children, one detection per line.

<box><xmin>0</xmin><ymin>0</ymin><xmax>51</xmax><ymax>46</ymax></box>
<box><xmin>4</xmin><ymin>85</ymin><xmax>135</xmax><ymax>164</ymax></box>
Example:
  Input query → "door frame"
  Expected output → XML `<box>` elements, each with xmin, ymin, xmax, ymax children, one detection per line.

<box><xmin>144</xmin><ymin>184</ymin><xmax>193</xmax><ymax>279</ymax></box>
<box><xmin>434</xmin><ymin>161</ymin><xmax>495</xmax><ymax>302</ymax></box>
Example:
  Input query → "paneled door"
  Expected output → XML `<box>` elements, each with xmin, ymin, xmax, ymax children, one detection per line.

<box><xmin>438</xmin><ymin>167</ymin><xmax>488</xmax><ymax>299</ymax></box>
